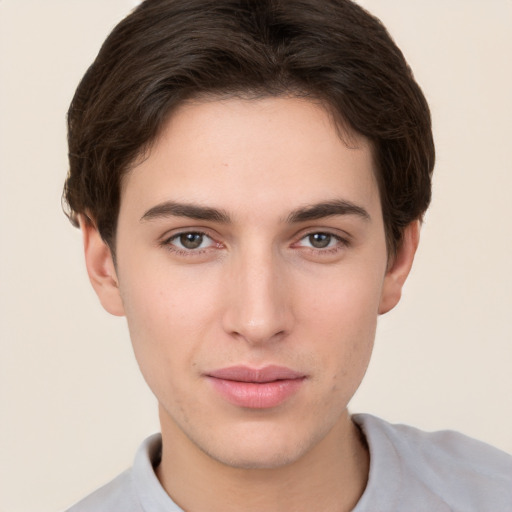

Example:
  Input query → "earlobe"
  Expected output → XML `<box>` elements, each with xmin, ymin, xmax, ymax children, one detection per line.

<box><xmin>79</xmin><ymin>215</ymin><xmax>125</xmax><ymax>317</ymax></box>
<box><xmin>378</xmin><ymin>221</ymin><xmax>420</xmax><ymax>315</ymax></box>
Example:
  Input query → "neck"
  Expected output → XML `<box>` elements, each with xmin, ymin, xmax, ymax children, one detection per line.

<box><xmin>156</xmin><ymin>408</ymin><xmax>369</xmax><ymax>512</ymax></box>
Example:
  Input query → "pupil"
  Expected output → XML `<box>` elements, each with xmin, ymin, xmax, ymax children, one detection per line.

<box><xmin>180</xmin><ymin>233</ymin><xmax>203</xmax><ymax>249</ymax></box>
<box><xmin>309</xmin><ymin>233</ymin><xmax>331</xmax><ymax>248</ymax></box>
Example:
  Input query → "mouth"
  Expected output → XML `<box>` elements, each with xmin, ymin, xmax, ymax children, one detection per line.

<box><xmin>205</xmin><ymin>365</ymin><xmax>306</xmax><ymax>409</ymax></box>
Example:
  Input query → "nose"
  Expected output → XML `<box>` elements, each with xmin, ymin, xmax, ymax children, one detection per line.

<box><xmin>221</xmin><ymin>246</ymin><xmax>294</xmax><ymax>346</ymax></box>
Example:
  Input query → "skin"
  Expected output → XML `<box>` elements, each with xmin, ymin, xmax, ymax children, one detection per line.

<box><xmin>81</xmin><ymin>96</ymin><xmax>419</xmax><ymax>512</ymax></box>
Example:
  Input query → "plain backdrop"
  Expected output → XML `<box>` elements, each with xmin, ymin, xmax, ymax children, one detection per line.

<box><xmin>0</xmin><ymin>1</ymin><xmax>511</xmax><ymax>511</ymax></box>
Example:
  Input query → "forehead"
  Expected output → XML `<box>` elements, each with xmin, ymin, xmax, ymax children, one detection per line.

<box><xmin>121</xmin><ymin>96</ymin><xmax>381</xmax><ymax>222</ymax></box>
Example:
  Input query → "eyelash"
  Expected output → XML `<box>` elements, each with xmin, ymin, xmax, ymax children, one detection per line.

<box><xmin>160</xmin><ymin>230</ymin><xmax>350</xmax><ymax>257</ymax></box>
<box><xmin>160</xmin><ymin>231</ymin><xmax>220</xmax><ymax>256</ymax></box>
<box><xmin>294</xmin><ymin>232</ymin><xmax>350</xmax><ymax>254</ymax></box>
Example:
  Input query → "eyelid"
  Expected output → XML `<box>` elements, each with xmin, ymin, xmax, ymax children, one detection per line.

<box><xmin>159</xmin><ymin>226</ymin><xmax>216</xmax><ymax>243</ymax></box>
<box><xmin>157</xmin><ymin>226</ymin><xmax>352</xmax><ymax>257</ymax></box>
<box><xmin>289</xmin><ymin>228</ymin><xmax>353</xmax><ymax>260</ymax></box>
<box><xmin>294</xmin><ymin>227</ymin><xmax>352</xmax><ymax>244</ymax></box>
<box><xmin>159</xmin><ymin>228</ymin><xmax>222</xmax><ymax>254</ymax></box>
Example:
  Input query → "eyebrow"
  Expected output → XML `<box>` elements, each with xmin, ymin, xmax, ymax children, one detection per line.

<box><xmin>140</xmin><ymin>201</ymin><xmax>231</xmax><ymax>223</ymax></box>
<box><xmin>286</xmin><ymin>200</ymin><xmax>371</xmax><ymax>223</ymax></box>
<box><xmin>140</xmin><ymin>199</ymin><xmax>370</xmax><ymax>224</ymax></box>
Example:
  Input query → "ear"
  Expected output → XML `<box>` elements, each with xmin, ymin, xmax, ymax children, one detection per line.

<box><xmin>378</xmin><ymin>221</ymin><xmax>420</xmax><ymax>315</ymax></box>
<box><xmin>79</xmin><ymin>215</ymin><xmax>125</xmax><ymax>317</ymax></box>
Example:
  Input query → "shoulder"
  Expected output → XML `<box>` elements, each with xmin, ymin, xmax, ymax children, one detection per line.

<box><xmin>65</xmin><ymin>433</ymin><xmax>174</xmax><ymax>512</ymax></box>
<box><xmin>356</xmin><ymin>413</ymin><xmax>512</xmax><ymax>476</ymax></box>
<box><xmin>65</xmin><ymin>469</ymin><xmax>140</xmax><ymax>512</ymax></box>
<box><xmin>353</xmin><ymin>414</ymin><xmax>512</xmax><ymax>512</ymax></box>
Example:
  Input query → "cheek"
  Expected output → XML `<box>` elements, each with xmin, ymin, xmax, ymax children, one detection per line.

<box><xmin>303</xmin><ymin>266</ymin><xmax>383</xmax><ymax>336</ymax></box>
<box><xmin>117</xmin><ymin>265</ymin><xmax>221</xmax><ymax>389</ymax></box>
<box><xmin>300</xmin><ymin>270</ymin><xmax>382</xmax><ymax>385</ymax></box>
<box><xmin>121</xmin><ymin>259</ymin><xmax>219</xmax><ymax>334</ymax></box>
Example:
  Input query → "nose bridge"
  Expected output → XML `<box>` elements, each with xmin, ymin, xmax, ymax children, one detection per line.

<box><xmin>223</xmin><ymin>239</ymin><xmax>291</xmax><ymax>344</ymax></box>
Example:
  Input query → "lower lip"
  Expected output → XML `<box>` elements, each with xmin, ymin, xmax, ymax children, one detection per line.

<box><xmin>207</xmin><ymin>377</ymin><xmax>305</xmax><ymax>409</ymax></box>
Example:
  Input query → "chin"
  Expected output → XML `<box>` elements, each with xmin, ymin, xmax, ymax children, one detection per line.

<box><xmin>207</xmin><ymin>442</ymin><xmax>307</xmax><ymax>470</ymax></box>
<box><xmin>198</xmin><ymin>422</ymin><xmax>324</xmax><ymax>470</ymax></box>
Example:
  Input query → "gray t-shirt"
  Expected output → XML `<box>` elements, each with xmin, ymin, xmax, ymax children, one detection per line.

<box><xmin>66</xmin><ymin>414</ymin><xmax>512</xmax><ymax>511</ymax></box>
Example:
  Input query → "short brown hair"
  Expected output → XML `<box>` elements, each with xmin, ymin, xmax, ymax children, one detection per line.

<box><xmin>63</xmin><ymin>0</ymin><xmax>434</xmax><ymax>255</ymax></box>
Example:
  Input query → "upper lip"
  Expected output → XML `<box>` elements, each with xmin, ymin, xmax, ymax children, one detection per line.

<box><xmin>206</xmin><ymin>365</ymin><xmax>305</xmax><ymax>383</ymax></box>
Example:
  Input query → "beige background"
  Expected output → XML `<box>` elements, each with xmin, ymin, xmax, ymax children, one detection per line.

<box><xmin>0</xmin><ymin>1</ymin><xmax>511</xmax><ymax>511</ymax></box>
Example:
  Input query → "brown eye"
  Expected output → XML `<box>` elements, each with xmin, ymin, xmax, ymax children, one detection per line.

<box><xmin>179</xmin><ymin>232</ymin><xmax>204</xmax><ymax>249</ymax></box>
<box><xmin>163</xmin><ymin>230</ymin><xmax>220</xmax><ymax>255</ymax></box>
<box><xmin>308</xmin><ymin>233</ymin><xmax>332</xmax><ymax>248</ymax></box>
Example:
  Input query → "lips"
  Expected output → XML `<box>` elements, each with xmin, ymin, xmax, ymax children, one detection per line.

<box><xmin>206</xmin><ymin>365</ymin><xmax>306</xmax><ymax>409</ymax></box>
<box><xmin>208</xmin><ymin>365</ymin><xmax>304</xmax><ymax>383</ymax></box>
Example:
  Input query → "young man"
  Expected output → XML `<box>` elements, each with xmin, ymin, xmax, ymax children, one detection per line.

<box><xmin>63</xmin><ymin>0</ymin><xmax>511</xmax><ymax>510</ymax></box>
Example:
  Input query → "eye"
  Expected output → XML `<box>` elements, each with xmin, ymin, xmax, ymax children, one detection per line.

<box><xmin>298</xmin><ymin>232</ymin><xmax>342</xmax><ymax>250</ymax></box>
<box><xmin>166</xmin><ymin>231</ymin><xmax>216</xmax><ymax>251</ymax></box>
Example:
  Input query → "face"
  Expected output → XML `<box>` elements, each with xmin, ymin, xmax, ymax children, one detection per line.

<box><xmin>85</xmin><ymin>96</ymin><xmax>416</xmax><ymax>469</ymax></box>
